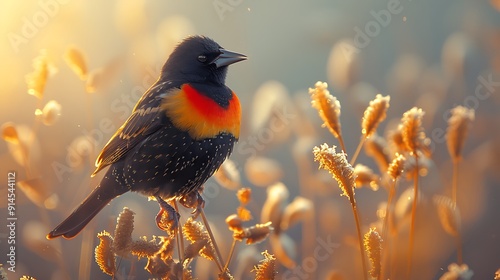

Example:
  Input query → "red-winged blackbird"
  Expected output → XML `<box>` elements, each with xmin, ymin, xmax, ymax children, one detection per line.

<box><xmin>47</xmin><ymin>36</ymin><xmax>246</xmax><ymax>239</ymax></box>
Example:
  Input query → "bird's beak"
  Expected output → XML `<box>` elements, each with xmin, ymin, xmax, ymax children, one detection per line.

<box><xmin>213</xmin><ymin>48</ymin><xmax>247</xmax><ymax>68</ymax></box>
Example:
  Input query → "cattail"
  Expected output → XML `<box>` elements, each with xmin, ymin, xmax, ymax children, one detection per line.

<box><xmin>253</xmin><ymin>250</ymin><xmax>277</xmax><ymax>280</ymax></box>
<box><xmin>365</xmin><ymin>134</ymin><xmax>391</xmax><ymax>173</ymax></box>
<box><xmin>387</xmin><ymin>153</ymin><xmax>406</xmax><ymax>180</ymax></box>
<box><xmin>353</xmin><ymin>164</ymin><xmax>379</xmax><ymax>191</ymax></box>
<box><xmin>434</xmin><ymin>195</ymin><xmax>461</xmax><ymax>237</ymax></box>
<box><xmin>309</xmin><ymin>81</ymin><xmax>343</xmax><ymax>139</ymax></box>
<box><xmin>95</xmin><ymin>231</ymin><xmax>116</xmax><ymax>276</ymax></box>
<box><xmin>446</xmin><ymin>106</ymin><xmax>475</xmax><ymax>161</ymax></box>
<box><xmin>399</xmin><ymin>107</ymin><xmax>427</xmax><ymax>155</ymax></box>
<box><xmin>113</xmin><ymin>207</ymin><xmax>135</xmax><ymax>256</ymax></box>
<box><xmin>130</xmin><ymin>236</ymin><xmax>162</xmax><ymax>258</ymax></box>
<box><xmin>363</xmin><ymin>228</ymin><xmax>382</xmax><ymax>279</ymax></box>
<box><xmin>313</xmin><ymin>144</ymin><xmax>356</xmax><ymax>204</ymax></box>
<box><xmin>362</xmin><ymin>94</ymin><xmax>390</xmax><ymax>138</ymax></box>
<box><xmin>280</xmin><ymin>196</ymin><xmax>313</xmax><ymax>231</ymax></box>
<box><xmin>26</xmin><ymin>50</ymin><xmax>56</xmax><ymax>99</ymax></box>
<box><xmin>214</xmin><ymin>159</ymin><xmax>241</xmax><ymax>190</ymax></box>
<box><xmin>36</xmin><ymin>100</ymin><xmax>62</xmax><ymax>126</ymax></box>
<box><xmin>226</xmin><ymin>214</ymin><xmax>243</xmax><ymax>232</ymax></box>
<box><xmin>237</xmin><ymin>187</ymin><xmax>252</xmax><ymax>205</ymax></box>
<box><xmin>64</xmin><ymin>46</ymin><xmax>88</xmax><ymax>80</ymax></box>
<box><xmin>234</xmin><ymin>222</ymin><xmax>273</xmax><ymax>245</ymax></box>
<box><xmin>157</xmin><ymin>236</ymin><xmax>175</xmax><ymax>261</ymax></box>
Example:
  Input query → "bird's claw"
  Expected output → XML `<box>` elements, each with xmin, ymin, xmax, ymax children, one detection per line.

<box><xmin>179</xmin><ymin>191</ymin><xmax>205</xmax><ymax>218</ymax></box>
<box><xmin>155</xmin><ymin>196</ymin><xmax>179</xmax><ymax>234</ymax></box>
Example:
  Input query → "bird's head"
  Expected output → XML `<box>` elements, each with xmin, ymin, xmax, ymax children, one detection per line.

<box><xmin>161</xmin><ymin>35</ymin><xmax>247</xmax><ymax>84</ymax></box>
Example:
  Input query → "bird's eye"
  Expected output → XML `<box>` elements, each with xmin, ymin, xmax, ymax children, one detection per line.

<box><xmin>197</xmin><ymin>55</ymin><xmax>207</xmax><ymax>63</ymax></box>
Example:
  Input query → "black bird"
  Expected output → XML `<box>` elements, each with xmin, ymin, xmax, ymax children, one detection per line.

<box><xmin>47</xmin><ymin>35</ymin><xmax>246</xmax><ymax>239</ymax></box>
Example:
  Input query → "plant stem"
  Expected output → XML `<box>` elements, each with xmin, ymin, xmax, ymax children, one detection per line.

<box><xmin>407</xmin><ymin>155</ymin><xmax>419</xmax><ymax>279</ymax></box>
<box><xmin>200</xmin><ymin>208</ymin><xmax>224</xmax><ymax>272</ymax></box>
<box><xmin>452</xmin><ymin>160</ymin><xmax>459</xmax><ymax>205</ymax></box>
<box><xmin>224</xmin><ymin>239</ymin><xmax>238</xmax><ymax>272</ymax></box>
<box><xmin>351</xmin><ymin>201</ymin><xmax>368</xmax><ymax>280</ymax></box>
<box><xmin>338</xmin><ymin>135</ymin><xmax>348</xmax><ymax>155</ymax></box>
<box><xmin>173</xmin><ymin>200</ymin><xmax>185</xmax><ymax>261</ymax></box>
<box><xmin>381</xmin><ymin>179</ymin><xmax>397</xmax><ymax>280</ymax></box>
<box><xmin>456</xmin><ymin>230</ymin><xmax>463</xmax><ymax>265</ymax></box>
<box><xmin>350</xmin><ymin>136</ymin><xmax>366</xmax><ymax>165</ymax></box>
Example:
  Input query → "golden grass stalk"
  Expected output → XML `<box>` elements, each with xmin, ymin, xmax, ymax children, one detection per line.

<box><xmin>64</xmin><ymin>46</ymin><xmax>88</xmax><ymax>80</ymax></box>
<box><xmin>95</xmin><ymin>231</ymin><xmax>116</xmax><ymax>276</ymax></box>
<box><xmin>352</xmin><ymin>94</ymin><xmax>391</xmax><ymax>164</ymax></box>
<box><xmin>309</xmin><ymin>81</ymin><xmax>347</xmax><ymax>153</ymax></box>
<box><xmin>112</xmin><ymin>207</ymin><xmax>135</xmax><ymax>256</ymax></box>
<box><xmin>184</xmin><ymin>216</ymin><xmax>224</xmax><ymax>272</ymax></box>
<box><xmin>365</xmin><ymin>134</ymin><xmax>391</xmax><ymax>173</ymax></box>
<box><xmin>261</xmin><ymin>182</ymin><xmax>289</xmax><ymax>233</ymax></box>
<box><xmin>446</xmin><ymin>106</ymin><xmax>474</xmax><ymax>205</ymax></box>
<box><xmin>1</xmin><ymin>122</ymin><xmax>19</xmax><ymax>144</ymax></box>
<box><xmin>26</xmin><ymin>50</ymin><xmax>56</xmax><ymax>99</ymax></box>
<box><xmin>280</xmin><ymin>196</ymin><xmax>313</xmax><ymax>231</ymax></box>
<box><xmin>364</xmin><ymin>228</ymin><xmax>383</xmax><ymax>279</ymax></box>
<box><xmin>446</xmin><ymin>106</ymin><xmax>475</xmax><ymax>162</ymax></box>
<box><xmin>434</xmin><ymin>195</ymin><xmax>463</xmax><ymax>264</ymax></box>
<box><xmin>214</xmin><ymin>159</ymin><xmax>241</xmax><ymax>190</ymax></box>
<box><xmin>399</xmin><ymin>107</ymin><xmax>427</xmax><ymax>277</ymax></box>
<box><xmin>226</xmin><ymin>214</ymin><xmax>244</xmax><ymax>232</ymax></box>
<box><xmin>36</xmin><ymin>100</ymin><xmax>62</xmax><ymax>126</ymax></box>
<box><xmin>382</xmin><ymin>153</ymin><xmax>406</xmax><ymax>279</ymax></box>
<box><xmin>253</xmin><ymin>250</ymin><xmax>277</xmax><ymax>280</ymax></box>
<box><xmin>313</xmin><ymin>143</ymin><xmax>368</xmax><ymax>280</ymax></box>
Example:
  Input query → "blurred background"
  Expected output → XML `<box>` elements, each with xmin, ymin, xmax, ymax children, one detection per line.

<box><xmin>1</xmin><ymin>0</ymin><xmax>500</xmax><ymax>279</ymax></box>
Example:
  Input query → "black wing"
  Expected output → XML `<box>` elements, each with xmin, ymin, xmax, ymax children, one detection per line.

<box><xmin>92</xmin><ymin>80</ymin><xmax>178</xmax><ymax>176</ymax></box>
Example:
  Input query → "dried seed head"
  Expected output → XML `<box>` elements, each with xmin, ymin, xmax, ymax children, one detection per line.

<box><xmin>365</xmin><ymin>134</ymin><xmax>391</xmax><ymax>173</ymax></box>
<box><xmin>439</xmin><ymin>263</ymin><xmax>474</xmax><ymax>280</ymax></box>
<box><xmin>387</xmin><ymin>153</ymin><xmax>406</xmax><ymax>181</ymax></box>
<box><xmin>219</xmin><ymin>270</ymin><xmax>235</xmax><ymax>280</ymax></box>
<box><xmin>226</xmin><ymin>214</ymin><xmax>244</xmax><ymax>232</ymax></box>
<box><xmin>1</xmin><ymin>122</ymin><xmax>19</xmax><ymax>144</ymax></box>
<box><xmin>245</xmin><ymin>156</ymin><xmax>284</xmax><ymax>187</ymax></box>
<box><xmin>387</xmin><ymin>127</ymin><xmax>407</xmax><ymax>156</ymax></box>
<box><xmin>261</xmin><ymin>182</ymin><xmax>289</xmax><ymax>233</ymax></box>
<box><xmin>64</xmin><ymin>46</ymin><xmax>88</xmax><ymax>80</ymax></box>
<box><xmin>313</xmin><ymin>144</ymin><xmax>356</xmax><ymax>204</ymax></box>
<box><xmin>183</xmin><ymin>218</ymin><xmax>217</xmax><ymax>261</ymax></box>
<box><xmin>280</xmin><ymin>196</ymin><xmax>313</xmax><ymax>231</ymax></box>
<box><xmin>446</xmin><ymin>106</ymin><xmax>475</xmax><ymax>161</ymax></box>
<box><xmin>353</xmin><ymin>164</ymin><xmax>379</xmax><ymax>191</ymax></box>
<box><xmin>95</xmin><ymin>231</ymin><xmax>116</xmax><ymax>276</ymax></box>
<box><xmin>26</xmin><ymin>50</ymin><xmax>56</xmax><ymax>99</ymax></box>
<box><xmin>434</xmin><ymin>195</ymin><xmax>461</xmax><ymax>237</ymax></box>
<box><xmin>157</xmin><ymin>236</ymin><xmax>175</xmax><ymax>261</ymax></box>
<box><xmin>237</xmin><ymin>206</ymin><xmax>253</xmax><ymax>221</ymax></box>
<box><xmin>38</xmin><ymin>100</ymin><xmax>62</xmax><ymax>126</ymax></box>
<box><xmin>145</xmin><ymin>255</ymin><xmax>170</xmax><ymax>278</ymax></box>
<box><xmin>399</xmin><ymin>107</ymin><xmax>427</xmax><ymax>155</ymax></box>
<box><xmin>363</xmin><ymin>228</ymin><xmax>382</xmax><ymax>278</ymax></box>
<box><xmin>130</xmin><ymin>236</ymin><xmax>162</xmax><ymax>258</ymax></box>
<box><xmin>237</xmin><ymin>187</ymin><xmax>252</xmax><ymax>205</ymax></box>
<box><xmin>214</xmin><ymin>159</ymin><xmax>241</xmax><ymax>190</ymax></box>
<box><xmin>253</xmin><ymin>250</ymin><xmax>277</xmax><ymax>280</ymax></box>
<box><xmin>309</xmin><ymin>81</ymin><xmax>343</xmax><ymax>139</ymax></box>
<box><xmin>234</xmin><ymin>222</ymin><xmax>273</xmax><ymax>245</ymax></box>
<box><xmin>184</xmin><ymin>239</ymin><xmax>208</xmax><ymax>262</ymax></box>
<box><xmin>362</xmin><ymin>94</ymin><xmax>390</xmax><ymax>138</ymax></box>
<box><xmin>113</xmin><ymin>207</ymin><xmax>135</xmax><ymax>256</ymax></box>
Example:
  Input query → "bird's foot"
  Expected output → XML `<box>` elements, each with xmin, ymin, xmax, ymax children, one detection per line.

<box><xmin>179</xmin><ymin>191</ymin><xmax>205</xmax><ymax>218</ymax></box>
<box><xmin>155</xmin><ymin>196</ymin><xmax>180</xmax><ymax>234</ymax></box>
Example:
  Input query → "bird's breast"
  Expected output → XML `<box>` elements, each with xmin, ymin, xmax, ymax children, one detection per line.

<box><xmin>161</xmin><ymin>84</ymin><xmax>241</xmax><ymax>140</ymax></box>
